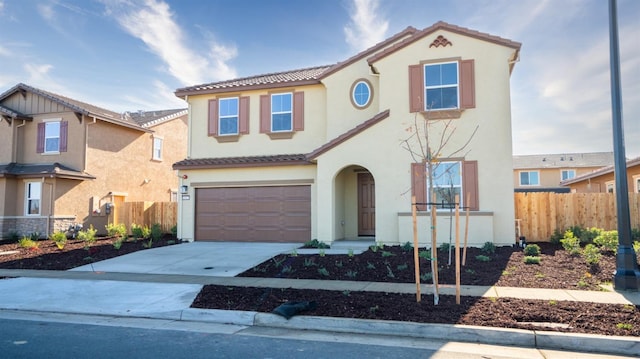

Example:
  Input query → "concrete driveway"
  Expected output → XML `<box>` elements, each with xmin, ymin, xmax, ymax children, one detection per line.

<box><xmin>70</xmin><ymin>242</ymin><xmax>302</xmax><ymax>277</ymax></box>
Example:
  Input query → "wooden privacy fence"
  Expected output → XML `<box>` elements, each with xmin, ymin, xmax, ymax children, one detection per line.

<box><xmin>120</xmin><ymin>201</ymin><xmax>177</xmax><ymax>233</ymax></box>
<box><xmin>514</xmin><ymin>192</ymin><xmax>640</xmax><ymax>242</ymax></box>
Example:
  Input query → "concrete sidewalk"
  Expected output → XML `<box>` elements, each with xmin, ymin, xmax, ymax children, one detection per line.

<box><xmin>0</xmin><ymin>241</ymin><xmax>639</xmax><ymax>356</ymax></box>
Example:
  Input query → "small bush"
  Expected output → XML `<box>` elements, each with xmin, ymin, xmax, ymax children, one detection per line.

<box><xmin>632</xmin><ymin>228</ymin><xmax>640</xmax><ymax>242</ymax></box>
<box><xmin>583</xmin><ymin>243</ymin><xmax>602</xmax><ymax>265</ymax></box>
<box><xmin>418</xmin><ymin>249</ymin><xmax>432</xmax><ymax>260</ymax></box>
<box><xmin>113</xmin><ymin>239</ymin><xmax>124</xmax><ymax>250</ymax></box>
<box><xmin>77</xmin><ymin>225</ymin><xmax>97</xmax><ymax>244</ymax></box>
<box><xmin>475</xmin><ymin>255</ymin><xmax>491</xmax><ymax>262</ymax></box>
<box><xmin>105</xmin><ymin>223</ymin><xmax>127</xmax><ymax>239</ymax></box>
<box><xmin>560</xmin><ymin>230</ymin><xmax>581</xmax><ymax>255</ymax></box>
<box><xmin>317</xmin><ymin>267</ymin><xmax>330</xmax><ymax>277</ymax></box>
<box><xmin>18</xmin><ymin>237</ymin><xmax>39</xmax><ymax>250</ymax></box>
<box><xmin>549</xmin><ymin>228</ymin><xmax>564</xmax><ymax>245</ymax></box>
<box><xmin>594</xmin><ymin>230</ymin><xmax>618</xmax><ymax>253</ymax></box>
<box><xmin>49</xmin><ymin>231</ymin><xmax>67</xmax><ymax>250</ymax></box>
<box><xmin>481</xmin><ymin>241</ymin><xmax>496</xmax><ymax>254</ymax></box>
<box><xmin>523</xmin><ymin>256</ymin><xmax>541</xmax><ymax>264</ymax></box>
<box><xmin>6</xmin><ymin>230</ymin><xmax>21</xmax><ymax>243</ymax></box>
<box><xmin>305</xmin><ymin>239</ymin><xmax>329</xmax><ymax>249</ymax></box>
<box><xmin>401</xmin><ymin>241</ymin><xmax>413</xmax><ymax>251</ymax></box>
<box><xmin>439</xmin><ymin>243</ymin><xmax>451</xmax><ymax>252</ymax></box>
<box><xmin>170</xmin><ymin>224</ymin><xmax>178</xmax><ymax>238</ymax></box>
<box><xmin>131</xmin><ymin>224</ymin><xmax>151</xmax><ymax>240</ymax></box>
<box><xmin>150</xmin><ymin>223</ymin><xmax>163</xmax><ymax>241</ymax></box>
<box><xmin>523</xmin><ymin>244</ymin><xmax>540</xmax><ymax>256</ymax></box>
<box><xmin>580</xmin><ymin>227</ymin><xmax>603</xmax><ymax>245</ymax></box>
<box><xmin>633</xmin><ymin>241</ymin><xmax>640</xmax><ymax>254</ymax></box>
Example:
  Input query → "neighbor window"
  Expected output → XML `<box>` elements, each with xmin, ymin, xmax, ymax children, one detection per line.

<box><xmin>218</xmin><ymin>97</ymin><xmax>239</xmax><ymax>135</ymax></box>
<box><xmin>152</xmin><ymin>137</ymin><xmax>163</xmax><ymax>161</ymax></box>
<box><xmin>44</xmin><ymin>122</ymin><xmax>61</xmax><ymax>153</ymax></box>
<box><xmin>271</xmin><ymin>93</ymin><xmax>293</xmax><ymax>132</ymax></box>
<box><xmin>424</xmin><ymin>62</ymin><xmax>459</xmax><ymax>110</ymax></box>
<box><xmin>520</xmin><ymin>171</ymin><xmax>539</xmax><ymax>186</ymax></box>
<box><xmin>561</xmin><ymin>170</ymin><xmax>576</xmax><ymax>181</ymax></box>
<box><xmin>351</xmin><ymin>80</ymin><xmax>372</xmax><ymax>108</ymax></box>
<box><xmin>26</xmin><ymin>182</ymin><xmax>41</xmax><ymax>215</ymax></box>
<box><xmin>606</xmin><ymin>182</ymin><xmax>615</xmax><ymax>193</ymax></box>
<box><xmin>636</xmin><ymin>178</ymin><xmax>640</xmax><ymax>193</ymax></box>
<box><xmin>427</xmin><ymin>161</ymin><xmax>462</xmax><ymax>209</ymax></box>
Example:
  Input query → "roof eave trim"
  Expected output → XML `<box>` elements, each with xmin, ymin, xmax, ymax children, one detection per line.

<box><xmin>173</xmin><ymin>159</ymin><xmax>312</xmax><ymax>171</ymax></box>
<box><xmin>174</xmin><ymin>79</ymin><xmax>322</xmax><ymax>98</ymax></box>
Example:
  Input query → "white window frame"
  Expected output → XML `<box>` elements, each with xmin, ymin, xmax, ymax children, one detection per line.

<box><xmin>606</xmin><ymin>181</ymin><xmax>615</xmax><ymax>193</ymax></box>
<box><xmin>519</xmin><ymin>171</ymin><xmax>540</xmax><ymax>186</ymax></box>
<box><xmin>561</xmin><ymin>169</ymin><xmax>576</xmax><ymax>181</ymax></box>
<box><xmin>427</xmin><ymin>161</ymin><xmax>463</xmax><ymax>210</ymax></box>
<box><xmin>634</xmin><ymin>175</ymin><xmax>640</xmax><ymax>193</ymax></box>
<box><xmin>218</xmin><ymin>97</ymin><xmax>239</xmax><ymax>136</ymax></box>
<box><xmin>424</xmin><ymin>61</ymin><xmax>459</xmax><ymax>111</ymax></box>
<box><xmin>25</xmin><ymin>181</ymin><xmax>42</xmax><ymax>216</ymax></box>
<box><xmin>44</xmin><ymin>120</ymin><xmax>61</xmax><ymax>154</ymax></box>
<box><xmin>152</xmin><ymin>136</ymin><xmax>163</xmax><ymax>161</ymax></box>
<box><xmin>271</xmin><ymin>92</ymin><xmax>293</xmax><ymax>132</ymax></box>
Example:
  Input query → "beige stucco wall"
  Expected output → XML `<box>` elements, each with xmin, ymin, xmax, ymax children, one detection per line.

<box><xmin>513</xmin><ymin>166</ymin><xmax>604</xmax><ymax>189</ymax></box>
<box><xmin>177</xmin><ymin>165</ymin><xmax>317</xmax><ymax>241</ymax></box>
<box><xmin>0</xmin><ymin>120</ymin><xmax>14</xmax><ymax>163</ymax></box>
<box><xmin>187</xmin><ymin>85</ymin><xmax>327</xmax><ymax>159</ymax></box>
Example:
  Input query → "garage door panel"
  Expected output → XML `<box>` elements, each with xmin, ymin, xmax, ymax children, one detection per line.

<box><xmin>195</xmin><ymin>185</ymin><xmax>311</xmax><ymax>242</ymax></box>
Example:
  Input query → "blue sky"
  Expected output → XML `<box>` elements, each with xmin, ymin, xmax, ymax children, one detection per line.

<box><xmin>1</xmin><ymin>0</ymin><xmax>639</xmax><ymax>157</ymax></box>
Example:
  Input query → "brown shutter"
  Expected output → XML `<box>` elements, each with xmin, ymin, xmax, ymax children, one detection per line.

<box><xmin>36</xmin><ymin>122</ymin><xmax>45</xmax><ymax>153</ymax></box>
<box><xmin>260</xmin><ymin>94</ymin><xmax>270</xmax><ymax>133</ymax></box>
<box><xmin>411</xmin><ymin>162</ymin><xmax>427</xmax><ymax>211</ymax></box>
<box><xmin>293</xmin><ymin>91</ymin><xmax>304</xmax><ymax>131</ymax></box>
<box><xmin>60</xmin><ymin>121</ymin><xmax>68</xmax><ymax>152</ymax></box>
<box><xmin>463</xmin><ymin>160</ymin><xmax>479</xmax><ymax>211</ymax></box>
<box><xmin>408</xmin><ymin>64</ymin><xmax>423</xmax><ymax>113</ymax></box>
<box><xmin>239</xmin><ymin>96</ymin><xmax>250</xmax><ymax>134</ymax></box>
<box><xmin>208</xmin><ymin>99</ymin><xmax>218</xmax><ymax>136</ymax></box>
<box><xmin>459</xmin><ymin>59</ymin><xmax>475</xmax><ymax>109</ymax></box>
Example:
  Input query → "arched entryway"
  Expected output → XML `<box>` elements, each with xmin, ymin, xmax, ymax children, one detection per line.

<box><xmin>334</xmin><ymin>165</ymin><xmax>375</xmax><ymax>239</ymax></box>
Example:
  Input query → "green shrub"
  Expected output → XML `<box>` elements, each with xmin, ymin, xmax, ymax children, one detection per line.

<box><xmin>481</xmin><ymin>241</ymin><xmax>496</xmax><ymax>254</ymax></box>
<box><xmin>633</xmin><ymin>241</ymin><xmax>640</xmax><ymax>254</ymax></box>
<box><xmin>475</xmin><ymin>255</ymin><xmax>491</xmax><ymax>262</ymax></box>
<box><xmin>439</xmin><ymin>243</ymin><xmax>451</xmax><ymax>252</ymax></box>
<box><xmin>305</xmin><ymin>239</ymin><xmax>329</xmax><ymax>249</ymax></box>
<box><xmin>18</xmin><ymin>237</ymin><xmax>39</xmax><ymax>249</ymax></box>
<box><xmin>49</xmin><ymin>231</ymin><xmax>67</xmax><ymax>250</ymax></box>
<box><xmin>560</xmin><ymin>230</ymin><xmax>581</xmax><ymax>255</ymax></box>
<box><xmin>6</xmin><ymin>230</ymin><xmax>21</xmax><ymax>243</ymax></box>
<box><xmin>583</xmin><ymin>243</ymin><xmax>602</xmax><ymax>265</ymax></box>
<box><xmin>130</xmin><ymin>224</ymin><xmax>151</xmax><ymax>240</ymax></box>
<box><xmin>28</xmin><ymin>232</ymin><xmax>40</xmax><ymax>241</ymax></box>
<box><xmin>523</xmin><ymin>244</ymin><xmax>540</xmax><ymax>256</ymax></box>
<box><xmin>170</xmin><ymin>224</ymin><xmax>178</xmax><ymax>238</ymax></box>
<box><xmin>418</xmin><ymin>249</ymin><xmax>431</xmax><ymax>260</ymax></box>
<box><xmin>113</xmin><ymin>239</ymin><xmax>124</xmax><ymax>250</ymax></box>
<box><xmin>580</xmin><ymin>227</ymin><xmax>603</xmax><ymax>245</ymax></box>
<box><xmin>401</xmin><ymin>241</ymin><xmax>413</xmax><ymax>251</ymax></box>
<box><xmin>523</xmin><ymin>256</ymin><xmax>541</xmax><ymax>264</ymax></box>
<box><xmin>569</xmin><ymin>225</ymin><xmax>585</xmax><ymax>242</ymax></box>
<box><xmin>632</xmin><ymin>228</ymin><xmax>640</xmax><ymax>242</ymax></box>
<box><xmin>77</xmin><ymin>225</ymin><xmax>97</xmax><ymax>244</ymax></box>
<box><xmin>150</xmin><ymin>223</ymin><xmax>163</xmax><ymax>241</ymax></box>
<box><xmin>594</xmin><ymin>230</ymin><xmax>618</xmax><ymax>253</ymax></box>
<box><xmin>105</xmin><ymin>223</ymin><xmax>127</xmax><ymax>239</ymax></box>
<box><xmin>549</xmin><ymin>228</ymin><xmax>564</xmax><ymax>245</ymax></box>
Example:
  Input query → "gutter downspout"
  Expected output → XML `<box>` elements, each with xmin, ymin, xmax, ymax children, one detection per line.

<box><xmin>178</xmin><ymin>95</ymin><xmax>190</xmax><ymax>241</ymax></box>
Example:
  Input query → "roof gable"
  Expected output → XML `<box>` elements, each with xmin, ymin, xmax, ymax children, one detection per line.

<box><xmin>129</xmin><ymin>108</ymin><xmax>188</xmax><ymax>128</ymax></box>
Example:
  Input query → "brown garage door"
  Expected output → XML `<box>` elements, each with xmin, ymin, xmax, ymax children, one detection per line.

<box><xmin>195</xmin><ymin>185</ymin><xmax>311</xmax><ymax>242</ymax></box>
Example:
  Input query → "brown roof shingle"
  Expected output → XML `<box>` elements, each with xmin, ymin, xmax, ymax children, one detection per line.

<box><xmin>173</xmin><ymin>154</ymin><xmax>311</xmax><ymax>170</ymax></box>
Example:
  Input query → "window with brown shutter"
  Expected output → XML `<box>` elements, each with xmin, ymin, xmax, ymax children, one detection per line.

<box><xmin>408</xmin><ymin>59</ymin><xmax>475</xmax><ymax>115</ymax></box>
<box><xmin>208</xmin><ymin>99</ymin><xmax>218</xmax><ymax>136</ymax></box>
<box><xmin>410</xmin><ymin>160</ymin><xmax>479</xmax><ymax>211</ymax></box>
<box><xmin>260</xmin><ymin>91</ymin><xmax>305</xmax><ymax>137</ymax></box>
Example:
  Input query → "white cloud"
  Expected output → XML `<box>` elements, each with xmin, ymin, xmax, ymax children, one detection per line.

<box><xmin>37</xmin><ymin>3</ymin><xmax>55</xmax><ymax>21</ymax></box>
<box><xmin>24</xmin><ymin>63</ymin><xmax>54</xmax><ymax>82</ymax></box>
<box><xmin>103</xmin><ymin>0</ymin><xmax>236</xmax><ymax>85</ymax></box>
<box><xmin>344</xmin><ymin>0</ymin><xmax>388</xmax><ymax>52</ymax></box>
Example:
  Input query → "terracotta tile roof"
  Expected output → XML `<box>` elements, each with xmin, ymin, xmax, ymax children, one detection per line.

<box><xmin>0</xmin><ymin>162</ymin><xmax>95</xmax><ymax>180</ymax></box>
<box><xmin>174</xmin><ymin>65</ymin><xmax>332</xmax><ymax>97</ymax></box>
<box><xmin>173</xmin><ymin>154</ymin><xmax>311</xmax><ymax>170</ymax></box>
<box><xmin>307</xmin><ymin>110</ymin><xmax>391</xmax><ymax>159</ymax></box>
<box><xmin>128</xmin><ymin>108</ymin><xmax>188</xmax><ymax>128</ymax></box>
<box><xmin>0</xmin><ymin>83</ymin><xmax>150</xmax><ymax>132</ymax></box>
<box><xmin>513</xmin><ymin>152</ymin><xmax>614</xmax><ymax>169</ymax></box>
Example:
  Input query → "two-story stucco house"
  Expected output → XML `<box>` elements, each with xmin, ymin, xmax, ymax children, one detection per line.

<box><xmin>0</xmin><ymin>83</ymin><xmax>187</xmax><ymax>238</ymax></box>
<box><xmin>513</xmin><ymin>152</ymin><xmax>614</xmax><ymax>193</ymax></box>
<box><xmin>173</xmin><ymin>22</ymin><xmax>521</xmax><ymax>246</ymax></box>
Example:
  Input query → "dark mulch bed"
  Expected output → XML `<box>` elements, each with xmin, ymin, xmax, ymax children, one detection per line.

<box><xmin>2</xmin><ymin>238</ymin><xmax>639</xmax><ymax>337</ymax></box>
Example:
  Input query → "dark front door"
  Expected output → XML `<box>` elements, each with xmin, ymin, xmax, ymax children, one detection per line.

<box><xmin>357</xmin><ymin>172</ymin><xmax>375</xmax><ymax>236</ymax></box>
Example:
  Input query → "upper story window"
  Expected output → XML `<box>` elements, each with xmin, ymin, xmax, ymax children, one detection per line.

<box><xmin>37</xmin><ymin>120</ymin><xmax>68</xmax><ymax>154</ymax></box>
<box><xmin>424</xmin><ymin>62</ymin><xmax>459</xmax><ymax>110</ymax></box>
<box><xmin>409</xmin><ymin>59</ymin><xmax>475</xmax><ymax>118</ymax></box>
<box><xmin>26</xmin><ymin>182</ymin><xmax>41</xmax><ymax>215</ymax></box>
<box><xmin>271</xmin><ymin>93</ymin><xmax>293</xmax><ymax>132</ymax></box>
<box><xmin>561</xmin><ymin>169</ymin><xmax>576</xmax><ymax>181</ymax></box>
<box><xmin>606</xmin><ymin>182</ymin><xmax>614</xmax><ymax>193</ymax></box>
<box><xmin>152</xmin><ymin>136</ymin><xmax>163</xmax><ymax>161</ymax></box>
<box><xmin>519</xmin><ymin>171</ymin><xmax>540</xmax><ymax>186</ymax></box>
<box><xmin>351</xmin><ymin>79</ymin><xmax>372</xmax><ymax>108</ymax></box>
<box><xmin>218</xmin><ymin>97</ymin><xmax>239</xmax><ymax>135</ymax></box>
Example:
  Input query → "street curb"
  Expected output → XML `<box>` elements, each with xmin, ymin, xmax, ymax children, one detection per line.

<box><xmin>178</xmin><ymin>308</ymin><xmax>640</xmax><ymax>357</ymax></box>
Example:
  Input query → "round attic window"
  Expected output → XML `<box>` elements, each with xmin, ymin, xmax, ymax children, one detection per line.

<box><xmin>350</xmin><ymin>79</ymin><xmax>373</xmax><ymax>109</ymax></box>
